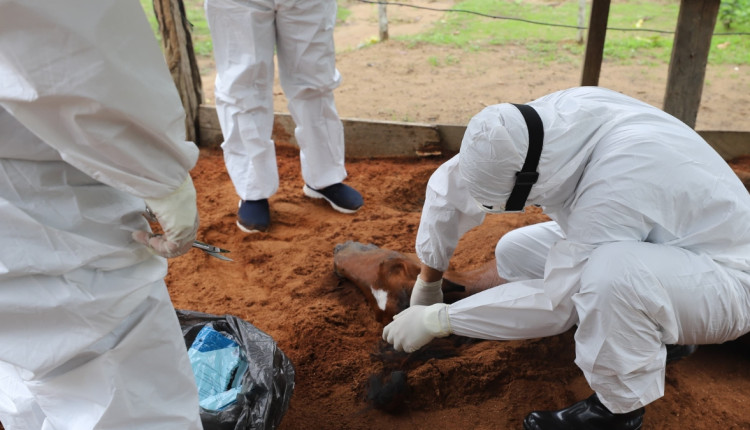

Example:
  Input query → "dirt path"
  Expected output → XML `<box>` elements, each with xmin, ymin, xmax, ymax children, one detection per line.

<box><xmin>199</xmin><ymin>0</ymin><xmax>750</xmax><ymax>131</ymax></box>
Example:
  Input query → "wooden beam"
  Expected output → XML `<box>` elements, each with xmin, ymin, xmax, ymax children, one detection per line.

<box><xmin>697</xmin><ymin>131</ymin><xmax>750</xmax><ymax>161</ymax></box>
<box><xmin>198</xmin><ymin>106</ymin><xmax>748</xmax><ymax>161</ymax></box>
<box><xmin>580</xmin><ymin>0</ymin><xmax>610</xmax><ymax>86</ymax></box>
<box><xmin>198</xmin><ymin>106</ymin><xmax>441</xmax><ymax>158</ymax></box>
<box><xmin>153</xmin><ymin>0</ymin><xmax>203</xmax><ymax>143</ymax></box>
<box><xmin>663</xmin><ymin>0</ymin><xmax>720</xmax><ymax>128</ymax></box>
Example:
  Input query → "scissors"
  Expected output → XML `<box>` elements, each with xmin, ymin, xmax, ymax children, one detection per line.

<box><xmin>144</xmin><ymin>206</ymin><xmax>233</xmax><ymax>262</ymax></box>
<box><xmin>193</xmin><ymin>240</ymin><xmax>233</xmax><ymax>262</ymax></box>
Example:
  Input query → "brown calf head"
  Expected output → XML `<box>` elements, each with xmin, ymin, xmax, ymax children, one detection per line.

<box><xmin>333</xmin><ymin>241</ymin><xmax>500</xmax><ymax>324</ymax></box>
<box><xmin>333</xmin><ymin>241</ymin><xmax>421</xmax><ymax>324</ymax></box>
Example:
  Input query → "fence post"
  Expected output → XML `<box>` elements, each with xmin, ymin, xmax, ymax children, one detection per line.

<box><xmin>379</xmin><ymin>1</ymin><xmax>389</xmax><ymax>41</ymax></box>
<box><xmin>663</xmin><ymin>0</ymin><xmax>720</xmax><ymax>128</ymax></box>
<box><xmin>153</xmin><ymin>0</ymin><xmax>204</xmax><ymax>144</ymax></box>
<box><xmin>580</xmin><ymin>0</ymin><xmax>610</xmax><ymax>86</ymax></box>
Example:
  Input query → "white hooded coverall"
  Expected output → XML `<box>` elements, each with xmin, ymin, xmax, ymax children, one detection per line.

<box><xmin>416</xmin><ymin>87</ymin><xmax>750</xmax><ymax>413</ymax></box>
<box><xmin>204</xmin><ymin>0</ymin><xmax>348</xmax><ymax>200</ymax></box>
<box><xmin>0</xmin><ymin>1</ymin><xmax>203</xmax><ymax>428</ymax></box>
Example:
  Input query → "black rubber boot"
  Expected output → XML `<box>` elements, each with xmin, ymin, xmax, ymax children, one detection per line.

<box><xmin>666</xmin><ymin>344</ymin><xmax>698</xmax><ymax>363</ymax></box>
<box><xmin>523</xmin><ymin>393</ymin><xmax>644</xmax><ymax>430</ymax></box>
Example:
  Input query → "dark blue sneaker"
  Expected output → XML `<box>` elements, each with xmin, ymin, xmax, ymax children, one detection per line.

<box><xmin>237</xmin><ymin>199</ymin><xmax>270</xmax><ymax>233</ymax></box>
<box><xmin>303</xmin><ymin>183</ymin><xmax>363</xmax><ymax>214</ymax></box>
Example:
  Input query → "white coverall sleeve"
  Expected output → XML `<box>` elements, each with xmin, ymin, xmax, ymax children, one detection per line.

<box><xmin>416</xmin><ymin>154</ymin><xmax>486</xmax><ymax>271</ymax></box>
<box><xmin>449</xmin><ymin>193</ymin><xmax>653</xmax><ymax>341</ymax></box>
<box><xmin>0</xmin><ymin>0</ymin><xmax>198</xmax><ymax>199</ymax></box>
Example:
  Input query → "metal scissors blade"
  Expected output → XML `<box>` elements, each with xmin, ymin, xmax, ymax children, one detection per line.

<box><xmin>193</xmin><ymin>240</ymin><xmax>233</xmax><ymax>261</ymax></box>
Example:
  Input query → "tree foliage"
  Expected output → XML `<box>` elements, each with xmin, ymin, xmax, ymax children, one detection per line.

<box><xmin>720</xmin><ymin>0</ymin><xmax>750</xmax><ymax>29</ymax></box>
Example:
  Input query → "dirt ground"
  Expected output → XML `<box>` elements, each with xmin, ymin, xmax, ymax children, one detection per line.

<box><xmin>170</xmin><ymin>2</ymin><xmax>750</xmax><ymax>429</ymax></box>
<box><xmin>199</xmin><ymin>0</ymin><xmax>750</xmax><ymax>131</ymax></box>
<box><xmin>171</xmin><ymin>149</ymin><xmax>750</xmax><ymax>430</ymax></box>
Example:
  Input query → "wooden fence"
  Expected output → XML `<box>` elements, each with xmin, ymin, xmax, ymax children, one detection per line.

<box><xmin>156</xmin><ymin>0</ymin><xmax>748</xmax><ymax>160</ymax></box>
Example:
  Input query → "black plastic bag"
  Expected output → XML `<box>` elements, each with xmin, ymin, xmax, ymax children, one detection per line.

<box><xmin>177</xmin><ymin>309</ymin><xmax>295</xmax><ymax>430</ymax></box>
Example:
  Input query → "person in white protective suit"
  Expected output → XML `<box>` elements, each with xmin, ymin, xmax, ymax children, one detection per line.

<box><xmin>204</xmin><ymin>0</ymin><xmax>364</xmax><ymax>233</ymax></box>
<box><xmin>382</xmin><ymin>86</ymin><xmax>750</xmax><ymax>429</ymax></box>
<box><xmin>0</xmin><ymin>1</ymin><xmax>204</xmax><ymax>429</ymax></box>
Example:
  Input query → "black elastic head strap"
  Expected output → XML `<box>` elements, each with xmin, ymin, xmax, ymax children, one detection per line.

<box><xmin>504</xmin><ymin>103</ymin><xmax>544</xmax><ymax>212</ymax></box>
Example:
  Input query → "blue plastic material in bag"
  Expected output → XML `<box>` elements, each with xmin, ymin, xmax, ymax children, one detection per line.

<box><xmin>188</xmin><ymin>325</ymin><xmax>247</xmax><ymax>411</ymax></box>
<box><xmin>177</xmin><ymin>309</ymin><xmax>295</xmax><ymax>430</ymax></box>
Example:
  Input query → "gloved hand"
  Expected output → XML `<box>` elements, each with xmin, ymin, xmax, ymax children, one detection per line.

<box><xmin>132</xmin><ymin>176</ymin><xmax>199</xmax><ymax>258</ymax></box>
<box><xmin>382</xmin><ymin>303</ymin><xmax>452</xmax><ymax>353</ymax></box>
<box><xmin>410</xmin><ymin>277</ymin><xmax>444</xmax><ymax>306</ymax></box>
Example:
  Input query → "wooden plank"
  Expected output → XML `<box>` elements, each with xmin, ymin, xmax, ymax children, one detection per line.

<box><xmin>663</xmin><ymin>0</ymin><xmax>720</xmax><ymax>128</ymax></box>
<box><xmin>197</xmin><ymin>106</ymin><xmax>441</xmax><ymax>158</ymax></box>
<box><xmin>198</xmin><ymin>106</ymin><xmax>749</xmax><ymax>161</ymax></box>
<box><xmin>197</xmin><ymin>105</ymin><xmax>223</xmax><ymax>148</ymax></box>
<box><xmin>341</xmin><ymin>117</ymin><xmax>441</xmax><ymax>157</ymax></box>
<box><xmin>697</xmin><ymin>131</ymin><xmax>750</xmax><ymax>161</ymax></box>
<box><xmin>271</xmin><ymin>114</ymin><xmax>443</xmax><ymax>157</ymax></box>
<box><xmin>436</xmin><ymin>124</ymin><xmax>466</xmax><ymax>153</ymax></box>
<box><xmin>580</xmin><ymin>0</ymin><xmax>610</xmax><ymax>86</ymax></box>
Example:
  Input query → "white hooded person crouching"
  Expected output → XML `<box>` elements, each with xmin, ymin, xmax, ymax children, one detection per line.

<box><xmin>382</xmin><ymin>86</ymin><xmax>750</xmax><ymax>429</ymax></box>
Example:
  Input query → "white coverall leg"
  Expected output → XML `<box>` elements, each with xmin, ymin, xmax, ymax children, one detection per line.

<box><xmin>575</xmin><ymin>241</ymin><xmax>750</xmax><ymax>412</ymax></box>
<box><xmin>459</xmin><ymin>222</ymin><xmax>750</xmax><ymax>413</ymax></box>
<box><xmin>206</xmin><ymin>0</ymin><xmax>347</xmax><ymax>201</ymax></box>
<box><xmin>449</xmin><ymin>222</ymin><xmax>580</xmax><ymax>341</ymax></box>
<box><xmin>0</xmin><ymin>0</ymin><xmax>203</xmax><ymax>428</ymax></box>
<box><xmin>494</xmin><ymin>221</ymin><xmax>564</xmax><ymax>282</ymax></box>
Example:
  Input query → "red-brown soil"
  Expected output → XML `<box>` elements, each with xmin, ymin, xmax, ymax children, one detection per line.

<box><xmin>166</xmin><ymin>148</ymin><xmax>750</xmax><ymax>429</ymax></box>
<box><xmin>3</xmin><ymin>2</ymin><xmax>748</xmax><ymax>429</ymax></box>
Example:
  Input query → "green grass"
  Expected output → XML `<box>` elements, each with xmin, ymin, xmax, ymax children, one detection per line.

<box><xmin>140</xmin><ymin>0</ymin><xmax>212</xmax><ymax>55</ymax></box>
<box><xmin>139</xmin><ymin>0</ymin><xmax>159</xmax><ymax>38</ymax></box>
<box><xmin>142</xmin><ymin>0</ymin><xmax>353</xmax><ymax>57</ymax></box>
<box><xmin>337</xmin><ymin>1</ymin><xmax>352</xmax><ymax>23</ymax></box>
<box><xmin>139</xmin><ymin>0</ymin><xmax>750</xmax><ymax>66</ymax></box>
<box><xmin>400</xmin><ymin>0</ymin><xmax>749</xmax><ymax>65</ymax></box>
<box><xmin>185</xmin><ymin>2</ymin><xmax>213</xmax><ymax>56</ymax></box>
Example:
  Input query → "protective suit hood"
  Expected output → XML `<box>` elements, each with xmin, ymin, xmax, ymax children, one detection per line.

<box><xmin>458</xmin><ymin>87</ymin><xmax>635</xmax><ymax>212</ymax></box>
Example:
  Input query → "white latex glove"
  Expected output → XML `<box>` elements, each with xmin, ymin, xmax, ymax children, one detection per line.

<box><xmin>132</xmin><ymin>176</ymin><xmax>199</xmax><ymax>258</ymax></box>
<box><xmin>382</xmin><ymin>303</ymin><xmax>452</xmax><ymax>353</ymax></box>
<box><xmin>410</xmin><ymin>277</ymin><xmax>444</xmax><ymax>306</ymax></box>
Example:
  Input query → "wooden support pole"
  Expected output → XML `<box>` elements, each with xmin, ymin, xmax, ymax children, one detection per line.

<box><xmin>378</xmin><ymin>2</ymin><xmax>389</xmax><ymax>41</ymax></box>
<box><xmin>580</xmin><ymin>0</ymin><xmax>610</xmax><ymax>86</ymax></box>
<box><xmin>663</xmin><ymin>0</ymin><xmax>720</xmax><ymax>129</ymax></box>
<box><xmin>153</xmin><ymin>0</ymin><xmax>204</xmax><ymax>143</ymax></box>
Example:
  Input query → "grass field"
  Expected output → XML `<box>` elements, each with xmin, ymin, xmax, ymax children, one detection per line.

<box><xmin>139</xmin><ymin>0</ymin><xmax>750</xmax><ymax>66</ymax></box>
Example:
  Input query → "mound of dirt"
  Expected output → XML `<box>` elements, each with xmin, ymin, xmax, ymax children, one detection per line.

<box><xmin>174</xmin><ymin>3</ymin><xmax>750</xmax><ymax>427</ymax></box>
<box><xmin>165</xmin><ymin>146</ymin><xmax>750</xmax><ymax>429</ymax></box>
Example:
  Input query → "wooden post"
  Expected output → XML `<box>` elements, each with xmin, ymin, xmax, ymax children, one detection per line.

<box><xmin>663</xmin><ymin>0</ymin><xmax>720</xmax><ymax>129</ymax></box>
<box><xmin>378</xmin><ymin>1</ymin><xmax>389</xmax><ymax>41</ymax></box>
<box><xmin>580</xmin><ymin>0</ymin><xmax>610</xmax><ymax>86</ymax></box>
<box><xmin>153</xmin><ymin>0</ymin><xmax>204</xmax><ymax>143</ymax></box>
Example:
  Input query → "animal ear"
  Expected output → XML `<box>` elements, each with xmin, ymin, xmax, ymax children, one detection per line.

<box><xmin>379</xmin><ymin>258</ymin><xmax>403</xmax><ymax>276</ymax></box>
<box><xmin>379</xmin><ymin>257</ymin><xmax>419</xmax><ymax>278</ymax></box>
